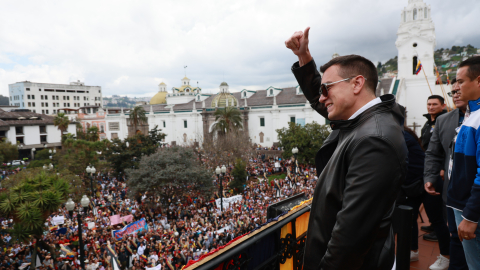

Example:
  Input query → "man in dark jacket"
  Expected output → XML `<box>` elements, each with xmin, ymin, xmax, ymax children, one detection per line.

<box><xmin>420</xmin><ymin>95</ymin><xmax>447</xmax><ymax>151</ymax></box>
<box><xmin>286</xmin><ymin>27</ymin><xmax>407</xmax><ymax>270</ymax></box>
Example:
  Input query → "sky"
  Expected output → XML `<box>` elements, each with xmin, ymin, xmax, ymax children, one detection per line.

<box><xmin>0</xmin><ymin>0</ymin><xmax>479</xmax><ymax>98</ymax></box>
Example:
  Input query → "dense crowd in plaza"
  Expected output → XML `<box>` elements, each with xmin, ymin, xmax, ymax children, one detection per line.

<box><xmin>0</xmin><ymin>155</ymin><xmax>317</xmax><ymax>270</ymax></box>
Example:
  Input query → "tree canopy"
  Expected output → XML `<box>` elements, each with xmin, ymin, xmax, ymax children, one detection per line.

<box><xmin>276</xmin><ymin>121</ymin><xmax>331</xmax><ymax>164</ymax></box>
<box><xmin>126</xmin><ymin>146</ymin><xmax>214</xmax><ymax>201</ymax></box>
<box><xmin>129</xmin><ymin>106</ymin><xmax>148</xmax><ymax>133</ymax></box>
<box><xmin>0</xmin><ymin>139</ymin><xmax>18</xmax><ymax>164</ymax></box>
<box><xmin>211</xmin><ymin>107</ymin><xmax>243</xmax><ymax>135</ymax></box>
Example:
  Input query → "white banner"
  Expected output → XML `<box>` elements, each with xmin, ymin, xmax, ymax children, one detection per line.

<box><xmin>216</xmin><ymin>225</ymin><xmax>231</xmax><ymax>234</ymax></box>
<box><xmin>146</xmin><ymin>264</ymin><xmax>162</xmax><ymax>270</ymax></box>
<box><xmin>88</xmin><ymin>222</ymin><xmax>96</xmax><ymax>229</ymax></box>
<box><xmin>51</xmin><ymin>216</ymin><xmax>65</xmax><ymax>225</ymax></box>
<box><xmin>215</xmin><ymin>195</ymin><xmax>242</xmax><ymax>209</ymax></box>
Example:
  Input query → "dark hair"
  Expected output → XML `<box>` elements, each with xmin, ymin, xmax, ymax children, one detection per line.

<box><xmin>427</xmin><ymin>95</ymin><xmax>445</xmax><ymax>104</ymax></box>
<box><xmin>459</xmin><ymin>56</ymin><xmax>480</xmax><ymax>81</ymax></box>
<box><xmin>320</xmin><ymin>54</ymin><xmax>378</xmax><ymax>94</ymax></box>
<box><xmin>404</xmin><ymin>126</ymin><xmax>424</xmax><ymax>151</ymax></box>
<box><xmin>451</xmin><ymin>77</ymin><xmax>457</xmax><ymax>85</ymax></box>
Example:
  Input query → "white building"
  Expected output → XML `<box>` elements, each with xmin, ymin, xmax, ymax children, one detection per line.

<box><xmin>8</xmin><ymin>80</ymin><xmax>103</xmax><ymax>115</ymax></box>
<box><xmin>0</xmin><ymin>109</ymin><xmax>77</xmax><ymax>159</ymax></box>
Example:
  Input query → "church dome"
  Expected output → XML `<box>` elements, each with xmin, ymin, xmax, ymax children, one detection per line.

<box><xmin>150</xmin><ymin>91</ymin><xmax>167</xmax><ymax>104</ymax></box>
<box><xmin>220</xmin><ymin>82</ymin><xmax>229</xmax><ymax>87</ymax></box>
<box><xmin>211</xmin><ymin>92</ymin><xmax>238</xmax><ymax>108</ymax></box>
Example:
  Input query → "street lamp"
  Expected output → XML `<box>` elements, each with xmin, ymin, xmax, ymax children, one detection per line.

<box><xmin>65</xmin><ymin>195</ymin><xmax>90</xmax><ymax>270</ymax></box>
<box><xmin>86</xmin><ymin>165</ymin><xmax>96</xmax><ymax>197</ymax></box>
<box><xmin>31</xmin><ymin>148</ymin><xmax>36</xmax><ymax>160</ymax></box>
<box><xmin>215</xmin><ymin>166</ymin><xmax>223</xmax><ymax>212</ymax></box>
<box><xmin>292</xmin><ymin>147</ymin><xmax>299</xmax><ymax>184</ymax></box>
<box><xmin>43</xmin><ymin>163</ymin><xmax>54</xmax><ymax>170</ymax></box>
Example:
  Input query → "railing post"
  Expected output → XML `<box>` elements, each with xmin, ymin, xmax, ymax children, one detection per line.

<box><xmin>393</xmin><ymin>205</ymin><xmax>413</xmax><ymax>270</ymax></box>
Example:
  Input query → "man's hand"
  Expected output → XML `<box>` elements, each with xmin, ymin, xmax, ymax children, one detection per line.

<box><xmin>425</xmin><ymin>182</ymin><xmax>440</xmax><ymax>195</ymax></box>
<box><xmin>457</xmin><ymin>219</ymin><xmax>477</xmax><ymax>241</ymax></box>
<box><xmin>440</xmin><ymin>170</ymin><xmax>444</xmax><ymax>181</ymax></box>
<box><xmin>285</xmin><ymin>27</ymin><xmax>312</xmax><ymax>67</ymax></box>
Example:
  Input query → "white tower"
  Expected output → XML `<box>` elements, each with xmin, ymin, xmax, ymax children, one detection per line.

<box><xmin>395</xmin><ymin>0</ymin><xmax>436</xmax><ymax>130</ymax></box>
<box><xmin>158</xmin><ymin>82</ymin><xmax>167</xmax><ymax>92</ymax></box>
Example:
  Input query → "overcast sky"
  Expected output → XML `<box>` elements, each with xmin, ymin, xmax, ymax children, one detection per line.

<box><xmin>0</xmin><ymin>0</ymin><xmax>479</xmax><ymax>98</ymax></box>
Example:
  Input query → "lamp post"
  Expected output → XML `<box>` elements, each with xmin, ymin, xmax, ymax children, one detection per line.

<box><xmin>31</xmin><ymin>148</ymin><xmax>36</xmax><ymax>160</ymax></box>
<box><xmin>292</xmin><ymin>147</ymin><xmax>299</xmax><ymax>184</ymax></box>
<box><xmin>86</xmin><ymin>165</ymin><xmax>96</xmax><ymax>197</ymax></box>
<box><xmin>215</xmin><ymin>166</ymin><xmax>224</xmax><ymax>213</ymax></box>
<box><xmin>48</xmin><ymin>149</ymin><xmax>56</xmax><ymax>160</ymax></box>
<box><xmin>43</xmin><ymin>163</ymin><xmax>54</xmax><ymax>170</ymax></box>
<box><xmin>65</xmin><ymin>195</ymin><xmax>90</xmax><ymax>270</ymax></box>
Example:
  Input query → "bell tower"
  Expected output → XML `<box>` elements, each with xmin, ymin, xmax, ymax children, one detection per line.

<box><xmin>395</xmin><ymin>0</ymin><xmax>437</xmax><ymax>130</ymax></box>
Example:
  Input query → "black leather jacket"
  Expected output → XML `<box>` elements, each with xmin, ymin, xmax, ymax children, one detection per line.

<box><xmin>292</xmin><ymin>60</ymin><xmax>408</xmax><ymax>270</ymax></box>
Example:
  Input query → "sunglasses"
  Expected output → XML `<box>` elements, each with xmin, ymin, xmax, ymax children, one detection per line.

<box><xmin>319</xmin><ymin>76</ymin><xmax>366</xmax><ymax>97</ymax></box>
<box><xmin>447</xmin><ymin>90</ymin><xmax>460</xmax><ymax>97</ymax></box>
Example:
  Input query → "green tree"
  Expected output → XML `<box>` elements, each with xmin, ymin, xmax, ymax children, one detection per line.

<box><xmin>0</xmin><ymin>139</ymin><xmax>18</xmax><ymax>164</ymax></box>
<box><xmin>129</xmin><ymin>106</ymin><xmax>148</xmax><ymax>134</ymax></box>
<box><xmin>105</xmin><ymin>125</ymin><xmax>165</xmax><ymax>176</ymax></box>
<box><xmin>230</xmin><ymin>158</ymin><xmax>247</xmax><ymax>193</ymax></box>
<box><xmin>0</xmin><ymin>170</ymin><xmax>74</xmax><ymax>268</ymax></box>
<box><xmin>56</xmin><ymin>138</ymin><xmax>107</xmax><ymax>175</ymax></box>
<box><xmin>212</xmin><ymin>107</ymin><xmax>243</xmax><ymax>135</ymax></box>
<box><xmin>126</xmin><ymin>146</ymin><xmax>214</xmax><ymax>201</ymax></box>
<box><xmin>53</xmin><ymin>113</ymin><xmax>70</xmax><ymax>143</ymax></box>
<box><xmin>276</xmin><ymin>121</ymin><xmax>331</xmax><ymax>164</ymax></box>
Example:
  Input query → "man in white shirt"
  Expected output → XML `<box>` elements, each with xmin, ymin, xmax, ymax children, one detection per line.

<box><xmin>137</xmin><ymin>242</ymin><xmax>146</xmax><ymax>256</ymax></box>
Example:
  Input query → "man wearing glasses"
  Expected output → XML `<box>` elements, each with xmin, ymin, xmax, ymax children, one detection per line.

<box><xmin>424</xmin><ymin>78</ymin><xmax>468</xmax><ymax>270</ymax></box>
<box><xmin>285</xmin><ymin>27</ymin><xmax>407</xmax><ymax>270</ymax></box>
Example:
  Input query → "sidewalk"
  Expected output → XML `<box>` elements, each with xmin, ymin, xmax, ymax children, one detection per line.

<box><xmin>409</xmin><ymin>207</ymin><xmax>441</xmax><ymax>270</ymax></box>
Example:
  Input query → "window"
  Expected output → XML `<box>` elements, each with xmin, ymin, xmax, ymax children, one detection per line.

<box><xmin>67</xmin><ymin>96</ymin><xmax>70</xmax><ymax>100</ymax></box>
<box><xmin>184</xmin><ymin>120</ymin><xmax>187</xmax><ymax>128</ymax></box>
<box><xmin>41</xmin><ymin>95</ymin><xmax>44</xmax><ymax>100</ymax></box>
<box><xmin>27</xmin><ymin>95</ymin><xmax>30</xmax><ymax>99</ymax></box>
<box><xmin>98</xmin><ymin>90</ymin><xmax>101</xmax><ymax>93</ymax></box>
<box><xmin>46</xmin><ymin>110</ymin><xmax>49</xmax><ymax>114</ymax></box>
<box><xmin>413</xmin><ymin>8</ymin><xmax>417</xmax><ymax>20</ymax></box>
<box><xmin>243</xmin><ymin>92</ymin><xmax>246</xmax><ymax>97</ymax></box>
<box><xmin>404</xmin><ymin>11</ymin><xmax>406</xmax><ymax>22</ymax></box>
<box><xmin>53</xmin><ymin>110</ymin><xmax>56</xmax><ymax>114</ymax></box>
<box><xmin>45</xmin><ymin>95</ymin><xmax>48</xmax><ymax>100</ymax></box>
<box><xmin>39</xmin><ymin>88</ymin><xmax>41</xmax><ymax>91</ymax></box>
<box><xmin>290</xmin><ymin>116</ymin><xmax>296</xmax><ymax>123</ymax></box>
<box><xmin>26</xmin><ymin>88</ymin><xmax>30</xmax><ymax>91</ymax></box>
<box><xmin>111</xmin><ymin>133</ymin><xmax>118</xmax><ymax>139</ymax></box>
<box><xmin>32</xmin><ymin>95</ymin><xmax>35</xmax><ymax>99</ymax></box>
<box><xmin>15</xmin><ymin>127</ymin><xmax>23</xmax><ymax>135</ymax></box>
<box><xmin>413</xmin><ymin>56</ymin><xmax>418</xmax><ymax>75</ymax></box>
<box><xmin>40</xmin><ymin>126</ymin><xmax>47</xmax><ymax>133</ymax></box>
<box><xmin>28</xmin><ymin>102</ymin><xmax>31</xmax><ymax>107</ymax></box>
<box><xmin>53</xmin><ymin>103</ymin><xmax>55</xmax><ymax>107</ymax></box>
<box><xmin>0</xmin><ymin>131</ymin><xmax>6</xmax><ymax>138</ymax></box>
<box><xmin>260</xmin><ymin>117</ymin><xmax>265</xmax><ymax>127</ymax></box>
<box><xmin>68</xmin><ymin>103</ymin><xmax>70</xmax><ymax>107</ymax></box>
<box><xmin>64</xmin><ymin>103</ymin><xmax>66</xmax><ymax>107</ymax></box>
<box><xmin>42</xmin><ymin>110</ymin><xmax>45</xmax><ymax>114</ymax></box>
<box><xmin>41</xmin><ymin>102</ymin><xmax>44</xmax><ymax>107</ymax></box>
<box><xmin>16</xmin><ymin>137</ymin><xmax>24</xmax><ymax>144</ymax></box>
<box><xmin>45</xmin><ymin>103</ymin><xmax>48</xmax><ymax>107</ymax></box>
<box><xmin>100</xmin><ymin>124</ymin><xmax>104</xmax><ymax>133</ymax></box>
<box><xmin>40</xmin><ymin>135</ymin><xmax>47</xmax><ymax>143</ymax></box>
<box><xmin>424</xmin><ymin>8</ymin><xmax>427</xmax><ymax>18</ymax></box>
<box><xmin>270</xmin><ymin>89</ymin><xmax>273</xmax><ymax>96</ymax></box>
<box><xmin>163</xmin><ymin>121</ymin><xmax>166</xmax><ymax>128</ymax></box>
<box><xmin>32</xmin><ymin>102</ymin><xmax>35</xmax><ymax>106</ymax></box>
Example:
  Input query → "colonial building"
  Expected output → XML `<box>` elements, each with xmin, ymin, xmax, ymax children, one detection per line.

<box><xmin>0</xmin><ymin>109</ymin><xmax>77</xmax><ymax>159</ymax></box>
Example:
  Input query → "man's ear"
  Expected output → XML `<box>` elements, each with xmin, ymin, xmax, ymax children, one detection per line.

<box><xmin>352</xmin><ymin>76</ymin><xmax>367</xmax><ymax>95</ymax></box>
<box><xmin>442</xmin><ymin>103</ymin><xmax>447</xmax><ymax>109</ymax></box>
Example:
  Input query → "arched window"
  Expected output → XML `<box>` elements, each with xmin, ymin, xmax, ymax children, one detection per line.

<box><xmin>270</xmin><ymin>89</ymin><xmax>273</xmax><ymax>96</ymax></box>
<box><xmin>243</xmin><ymin>92</ymin><xmax>246</xmax><ymax>97</ymax></box>
<box><xmin>424</xmin><ymin>8</ymin><xmax>428</xmax><ymax>19</ymax></box>
<box><xmin>413</xmin><ymin>56</ymin><xmax>418</xmax><ymax>75</ymax></box>
<box><xmin>197</xmin><ymin>95</ymin><xmax>200</xmax><ymax>101</ymax></box>
<box><xmin>413</xmin><ymin>8</ymin><xmax>417</xmax><ymax>20</ymax></box>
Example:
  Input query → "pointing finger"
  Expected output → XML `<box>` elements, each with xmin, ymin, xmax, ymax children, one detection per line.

<box><xmin>304</xmin><ymin>27</ymin><xmax>310</xmax><ymax>40</ymax></box>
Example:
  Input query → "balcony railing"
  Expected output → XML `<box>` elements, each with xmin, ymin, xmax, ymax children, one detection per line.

<box><xmin>188</xmin><ymin>201</ymin><xmax>412</xmax><ymax>270</ymax></box>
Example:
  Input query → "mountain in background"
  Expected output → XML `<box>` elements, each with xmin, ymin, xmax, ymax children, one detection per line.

<box><xmin>377</xmin><ymin>45</ymin><xmax>480</xmax><ymax>83</ymax></box>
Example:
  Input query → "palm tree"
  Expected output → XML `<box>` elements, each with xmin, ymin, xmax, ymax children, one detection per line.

<box><xmin>53</xmin><ymin>113</ymin><xmax>70</xmax><ymax>142</ymax></box>
<box><xmin>212</xmin><ymin>107</ymin><xmax>243</xmax><ymax>135</ymax></box>
<box><xmin>0</xmin><ymin>170</ymin><xmax>72</xmax><ymax>268</ymax></box>
<box><xmin>129</xmin><ymin>106</ymin><xmax>148</xmax><ymax>134</ymax></box>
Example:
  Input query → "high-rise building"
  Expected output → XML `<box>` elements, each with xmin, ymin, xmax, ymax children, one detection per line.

<box><xmin>8</xmin><ymin>80</ymin><xmax>103</xmax><ymax>115</ymax></box>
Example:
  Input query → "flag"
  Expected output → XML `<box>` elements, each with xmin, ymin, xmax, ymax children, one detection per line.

<box><xmin>415</xmin><ymin>60</ymin><xmax>423</xmax><ymax>75</ymax></box>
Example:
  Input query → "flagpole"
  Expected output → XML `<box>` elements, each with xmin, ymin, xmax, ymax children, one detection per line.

<box><xmin>434</xmin><ymin>64</ymin><xmax>452</xmax><ymax>111</ymax></box>
<box><xmin>421</xmin><ymin>67</ymin><xmax>434</xmax><ymax>95</ymax></box>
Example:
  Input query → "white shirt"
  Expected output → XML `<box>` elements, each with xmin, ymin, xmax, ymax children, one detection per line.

<box><xmin>348</xmin><ymin>97</ymin><xmax>382</xmax><ymax>120</ymax></box>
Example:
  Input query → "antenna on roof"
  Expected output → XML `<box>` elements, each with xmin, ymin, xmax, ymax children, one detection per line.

<box><xmin>184</xmin><ymin>66</ymin><xmax>187</xmax><ymax>77</ymax></box>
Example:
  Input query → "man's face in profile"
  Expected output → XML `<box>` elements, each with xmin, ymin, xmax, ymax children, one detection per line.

<box><xmin>319</xmin><ymin>65</ymin><xmax>356</xmax><ymax>120</ymax></box>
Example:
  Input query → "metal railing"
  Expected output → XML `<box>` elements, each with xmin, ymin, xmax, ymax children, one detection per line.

<box><xmin>193</xmin><ymin>205</ymin><xmax>412</xmax><ymax>270</ymax></box>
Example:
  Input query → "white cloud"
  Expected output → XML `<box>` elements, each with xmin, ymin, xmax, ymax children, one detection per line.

<box><xmin>0</xmin><ymin>0</ymin><xmax>478</xmax><ymax>98</ymax></box>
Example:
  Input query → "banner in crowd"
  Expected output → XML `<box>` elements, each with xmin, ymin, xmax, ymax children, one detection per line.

<box><xmin>146</xmin><ymin>264</ymin><xmax>162</xmax><ymax>270</ymax></box>
<box><xmin>215</xmin><ymin>195</ymin><xmax>242</xmax><ymax>209</ymax></box>
<box><xmin>110</xmin><ymin>214</ymin><xmax>134</xmax><ymax>226</ymax></box>
<box><xmin>112</xmin><ymin>218</ymin><xmax>148</xmax><ymax>240</ymax></box>
<box><xmin>51</xmin><ymin>215</ymin><xmax>65</xmax><ymax>225</ymax></box>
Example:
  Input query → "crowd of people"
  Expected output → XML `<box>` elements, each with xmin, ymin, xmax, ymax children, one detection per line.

<box><xmin>0</xmin><ymin>154</ymin><xmax>317</xmax><ymax>270</ymax></box>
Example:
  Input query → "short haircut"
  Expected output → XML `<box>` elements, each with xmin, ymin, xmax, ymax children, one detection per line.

<box><xmin>320</xmin><ymin>55</ymin><xmax>378</xmax><ymax>94</ymax></box>
<box><xmin>459</xmin><ymin>56</ymin><xmax>480</xmax><ymax>81</ymax></box>
<box><xmin>427</xmin><ymin>95</ymin><xmax>445</xmax><ymax>104</ymax></box>
<box><xmin>451</xmin><ymin>77</ymin><xmax>457</xmax><ymax>85</ymax></box>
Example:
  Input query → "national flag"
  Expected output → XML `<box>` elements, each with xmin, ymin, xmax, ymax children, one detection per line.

<box><xmin>415</xmin><ymin>60</ymin><xmax>423</xmax><ymax>75</ymax></box>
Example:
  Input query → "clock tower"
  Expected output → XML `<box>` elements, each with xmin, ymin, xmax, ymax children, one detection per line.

<box><xmin>395</xmin><ymin>0</ymin><xmax>437</xmax><ymax>130</ymax></box>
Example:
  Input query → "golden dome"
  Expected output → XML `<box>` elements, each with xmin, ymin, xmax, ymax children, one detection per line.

<box><xmin>150</xmin><ymin>91</ymin><xmax>167</xmax><ymax>104</ymax></box>
<box><xmin>159</xmin><ymin>82</ymin><xmax>166</xmax><ymax>86</ymax></box>
<box><xmin>211</xmin><ymin>92</ymin><xmax>238</xmax><ymax>108</ymax></box>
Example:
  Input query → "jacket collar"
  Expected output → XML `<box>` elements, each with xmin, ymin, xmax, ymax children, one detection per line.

<box><xmin>467</xmin><ymin>96</ymin><xmax>480</xmax><ymax>113</ymax></box>
<box><xmin>329</xmin><ymin>94</ymin><xmax>402</xmax><ymax>130</ymax></box>
<box><xmin>423</xmin><ymin>110</ymin><xmax>447</xmax><ymax>123</ymax></box>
